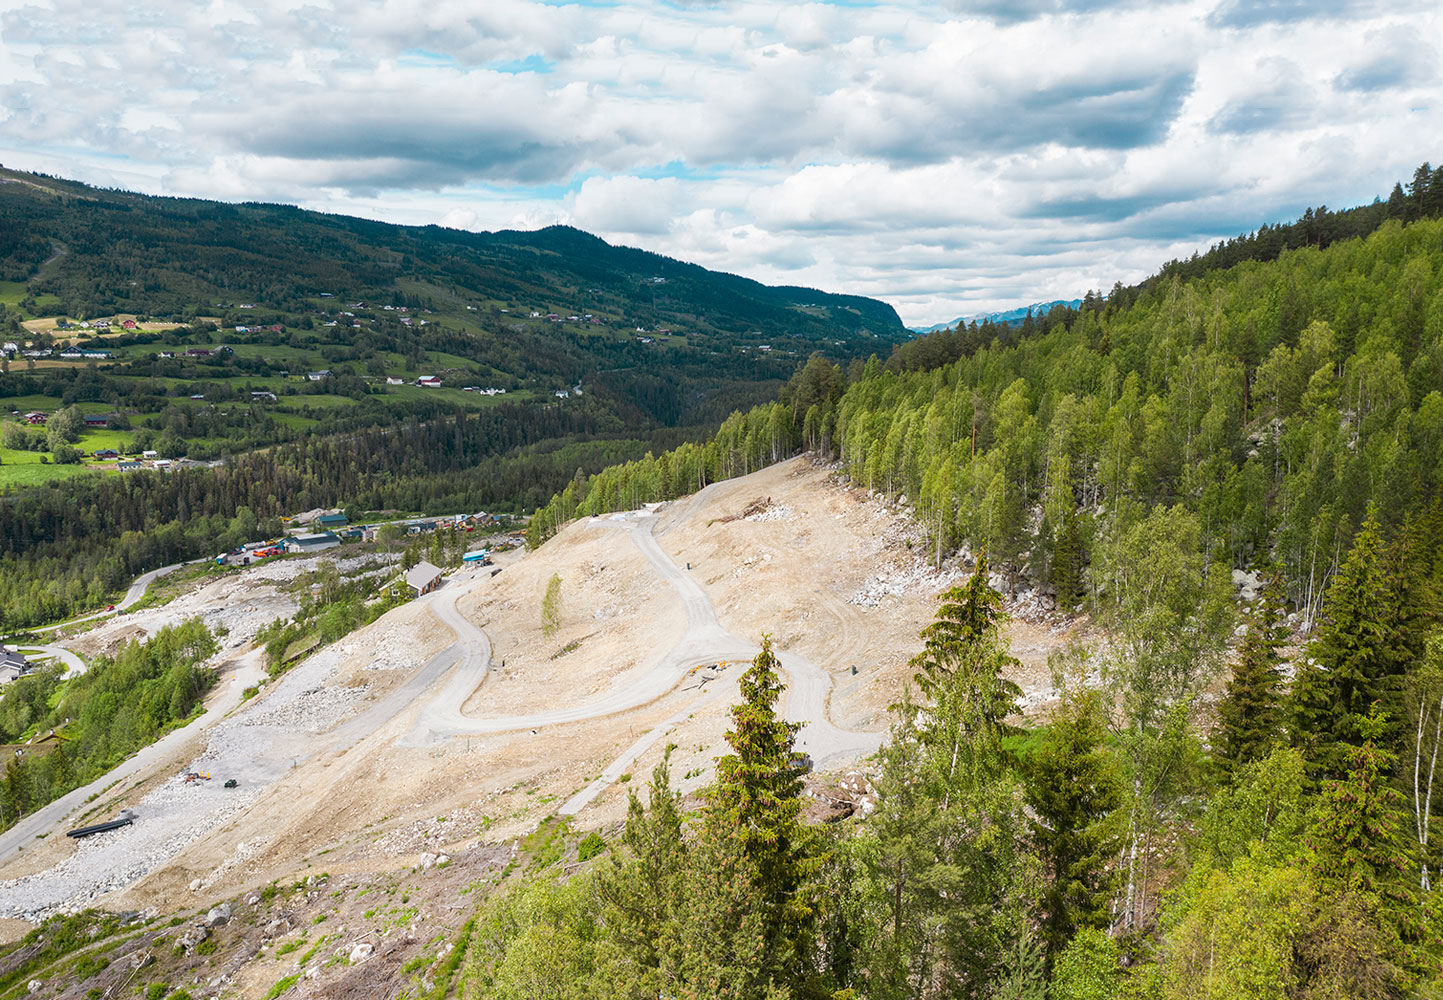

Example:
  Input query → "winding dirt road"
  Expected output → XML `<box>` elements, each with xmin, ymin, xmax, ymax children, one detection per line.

<box><xmin>399</xmin><ymin>511</ymin><xmax>884</xmax><ymax>782</ymax></box>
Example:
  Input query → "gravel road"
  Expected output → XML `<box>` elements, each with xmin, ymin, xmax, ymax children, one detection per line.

<box><xmin>399</xmin><ymin>509</ymin><xmax>884</xmax><ymax>772</ymax></box>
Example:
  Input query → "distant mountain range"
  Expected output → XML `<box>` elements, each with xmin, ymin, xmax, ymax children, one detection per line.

<box><xmin>912</xmin><ymin>298</ymin><xmax>1083</xmax><ymax>334</ymax></box>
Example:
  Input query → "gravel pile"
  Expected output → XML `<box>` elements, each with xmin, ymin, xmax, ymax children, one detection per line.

<box><xmin>848</xmin><ymin>563</ymin><xmax>964</xmax><ymax>607</ymax></box>
<box><xmin>744</xmin><ymin>504</ymin><xmax>796</xmax><ymax>524</ymax></box>
<box><xmin>238</xmin><ymin>683</ymin><xmax>370</xmax><ymax>734</ymax></box>
<box><xmin>0</xmin><ymin>779</ymin><xmax>263</xmax><ymax>922</ymax></box>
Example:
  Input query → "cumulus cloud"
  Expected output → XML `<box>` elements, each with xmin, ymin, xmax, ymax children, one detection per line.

<box><xmin>0</xmin><ymin>0</ymin><xmax>1439</xmax><ymax>324</ymax></box>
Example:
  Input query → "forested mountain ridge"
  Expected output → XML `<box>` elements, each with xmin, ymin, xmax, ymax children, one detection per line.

<box><xmin>0</xmin><ymin>166</ymin><xmax>908</xmax><ymax>628</ymax></box>
<box><xmin>0</xmin><ymin>166</ymin><xmax>903</xmax><ymax>339</ymax></box>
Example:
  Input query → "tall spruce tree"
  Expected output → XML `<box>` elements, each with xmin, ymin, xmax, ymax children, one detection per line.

<box><xmin>1018</xmin><ymin>689</ymin><xmax>1122</xmax><ymax>965</ymax></box>
<box><xmin>692</xmin><ymin>634</ymin><xmax>819</xmax><ymax>999</ymax></box>
<box><xmin>853</xmin><ymin>564</ymin><xmax>1042</xmax><ymax>998</ymax></box>
<box><xmin>596</xmin><ymin>747</ymin><xmax>687</xmax><ymax>997</ymax></box>
<box><xmin>909</xmin><ymin>554</ymin><xmax>1023</xmax><ymax>737</ymax></box>
<box><xmin>1289</xmin><ymin>511</ymin><xmax>1400</xmax><ymax>775</ymax></box>
<box><xmin>1215</xmin><ymin>571</ymin><xmax>1288</xmax><ymax>778</ymax></box>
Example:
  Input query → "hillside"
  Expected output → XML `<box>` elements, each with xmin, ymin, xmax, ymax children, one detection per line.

<box><xmin>0</xmin><ymin>167</ymin><xmax>909</xmax><ymax>628</ymax></box>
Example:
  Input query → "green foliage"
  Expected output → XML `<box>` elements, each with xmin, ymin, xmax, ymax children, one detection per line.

<box><xmin>576</xmin><ymin>831</ymin><xmax>606</xmax><ymax>863</ymax></box>
<box><xmin>263</xmin><ymin>973</ymin><xmax>302</xmax><ymax>999</ymax></box>
<box><xmin>1162</xmin><ymin>852</ymin><xmax>1312</xmax><ymax>1000</ymax></box>
<box><xmin>541</xmin><ymin>573</ymin><xmax>562</xmax><ymax>638</ymax></box>
<box><xmin>0</xmin><ymin>619</ymin><xmax>216</xmax><ymax>832</ymax></box>
<box><xmin>1193</xmin><ymin>747</ymin><xmax>1308</xmax><ymax>868</ymax></box>
<box><xmin>1049</xmin><ymin>927</ymin><xmax>1120</xmax><ymax>1000</ymax></box>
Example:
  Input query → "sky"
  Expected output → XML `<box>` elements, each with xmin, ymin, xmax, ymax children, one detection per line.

<box><xmin>0</xmin><ymin>1</ymin><xmax>1439</xmax><ymax>327</ymax></box>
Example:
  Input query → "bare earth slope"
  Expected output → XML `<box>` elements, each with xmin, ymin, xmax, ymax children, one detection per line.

<box><xmin>0</xmin><ymin>457</ymin><xmax>1078</xmax><ymax>948</ymax></box>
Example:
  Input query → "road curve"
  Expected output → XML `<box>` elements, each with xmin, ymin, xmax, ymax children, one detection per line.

<box><xmin>398</xmin><ymin>512</ymin><xmax>884</xmax><ymax>771</ymax></box>
<box><xmin>14</xmin><ymin>644</ymin><xmax>86</xmax><ymax>679</ymax></box>
<box><xmin>18</xmin><ymin>559</ymin><xmax>191</xmax><ymax>637</ymax></box>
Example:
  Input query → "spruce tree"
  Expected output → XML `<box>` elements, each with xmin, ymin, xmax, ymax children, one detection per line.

<box><xmin>696</xmin><ymin>635</ymin><xmax>819</xmax><ymax>998</ymax></box>
<box><xmin>1215</xmin><ymin>570</ymin><xmax>1287</xmax><ymax>778</ymax></box>
<box><xmin>909</xmin><ymin>554</ymin><xmax>1023</xmax><ymax>734</ymax></box>
<box><xmin>1289</xmin><ymin>511</ymin><xmax>1396</xmax><ymax>776</ymax></box>
<box><xmin>596</xmin><ymin>748</ymin><xmax>687</xmax><ymax>996</ymax></box>
<box><xmin>1018</xmin><ymin>689</ymin><xmax>1121</xmax><ymax>964</ymax></box>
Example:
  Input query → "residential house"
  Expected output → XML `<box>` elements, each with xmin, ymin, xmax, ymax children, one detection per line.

<box><xmin>142</xmin><ymin>450</ymin><xmax>159</xmax><ymax>459</ymax></box>
<box><xmin>0</xmin><ymin>648</ymin><xmax>30</xmax><ymax>686</ymax></box>
<box><xmin>250</xmin><ymin>391</ymin><xmax>277</xmax><ymax>401</ymax></box>
<box><xmin>186</xmin><ymin>348</ymin><xmax>213</xmax><ymax>357</ymax></box>
<box><xmin>23</xmin><ymin>411</ymin><xmax>47</xmax><ymax>425</ymax></box>
<box><xmin>83</xmin><ymin>414</ymin><xmax>112</xmax><ymax>428</ymax></box>
<box><xmin>405</xmin><ymin>560</ymin><xmax>444</xmax><ymax>598</ymax></box>
<box><xmin>93</xmin><ymin>449</ymin><xmax>119</xmax><ymax>459</ymax></box>
<box><xmin>307</xmin><ymin>370</ymin><xmax>332</xmax><ymax>381</ymax></box>
<box><xmin>283</xmin><ymin>531</ymin><xmax>340</xmax><ymax>554</ymax></box>
<box><xmin>121</xmin><ymin>320</ymin><xmax>138</xmax><ymax>330</ymax></box>
<box><xmin>117</xmin><ymin>460</ymin><xmax>142</xmax><ymax>471</ymax></box>
<box><xmin>386</xmin><ymin>376</ymin><xmax>405</xmax><ymax>385</ymax></box>
<box><xmin>2</xmin><ymin>341</ymin><xmax>17</xmax><ymax>355</ymax></box>
<box><xmin>157</xmin><ymin>351</ymin><xmax>175</xmax><ymax>359</ymax></box>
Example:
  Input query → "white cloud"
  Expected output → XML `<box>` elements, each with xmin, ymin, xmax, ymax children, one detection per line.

<box><xmin>0</xmin><ymin>0</ymin><xmax>1439</xmax><ymax>325</ymax></box>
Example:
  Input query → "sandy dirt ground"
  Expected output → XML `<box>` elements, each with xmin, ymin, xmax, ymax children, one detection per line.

<box><xmin>0</xmin><ymin>457</ymin><xmax>1088</xmax><ymax>941</ymax></box>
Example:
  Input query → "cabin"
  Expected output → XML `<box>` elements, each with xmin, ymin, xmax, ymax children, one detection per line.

<box><xmin>283</xmin><ymin>531</ymin><xmax>340</xmax><ymax>554</ymax></box>
<box><xmin>405</xmin><ymin>560</ymin><xmax>444</xmax><ymax>597</ymax></box>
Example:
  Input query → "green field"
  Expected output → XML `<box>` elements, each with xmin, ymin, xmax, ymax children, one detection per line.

<box><xmin>0</xmin><ymin>394</ymin><xmax>64</xmax><ymax>413</ymax></box>
<box><xmin>0</xmin><ymin>458</ymin><xmax>96</xmax><ymax>487</ymax></box>
<box><xmin>77</xmin><ymin>428</ymin><xmax>135</xmax><ymax>452</ymax></box>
